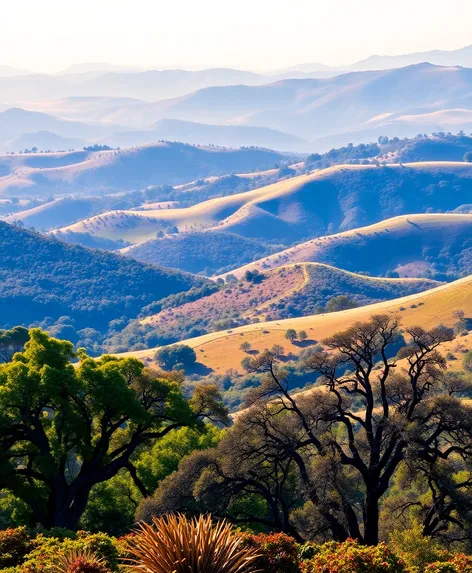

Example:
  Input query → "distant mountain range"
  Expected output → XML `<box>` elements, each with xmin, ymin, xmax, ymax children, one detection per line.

<box><xmin>2</xmin><ymin>61</ymin><xmax>472</xmax><ymax>153</ymax></box>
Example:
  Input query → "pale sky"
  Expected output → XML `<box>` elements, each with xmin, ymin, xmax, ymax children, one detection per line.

<box><xmin>3</xmin><ymin>0</ymin><xmax>472</xmax><ymax>73</ymax></box>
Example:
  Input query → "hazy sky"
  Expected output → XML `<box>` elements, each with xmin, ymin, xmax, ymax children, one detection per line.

<box><xmin>3</xmin><ymin>0</ymin><xmax>472</xmax><ymax>72</ymax></box>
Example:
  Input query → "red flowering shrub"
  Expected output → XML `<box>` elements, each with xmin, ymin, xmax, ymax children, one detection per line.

<box><xmin>66</xmin><ymin>555</ymin><xmax>110</xmax><ymax>573</ymax></box>
<box><xmin>0</xmin><ymin>527</ymin><xmax>31</xmax><ymax>568</ymax></box>
<box><xmin>242</xmin><ymin>532</ymin><xmax>300</xmax><ymax>573</ymax></box>
<box><xmin>300</xmin><ymin>539</ymin><xmax>407</xmax><ymax>573</ymax></box>
<box><xmin>425</xmin><ymin>554</ymin><xmax>472</xmax><ymax>573</ymax></box>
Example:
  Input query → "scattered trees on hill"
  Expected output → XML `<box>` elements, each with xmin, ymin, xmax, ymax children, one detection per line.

<box><xmin>240</xmin><ymin>341</ymin><xmax>252</xmax><ymax>353</ymax></box>
<box><xmin>285</xmin><ymin>329</ymin><xmax>297</xmax><ymax>343</ymax></box>
<box><xmin>155</xmin><ymin>344</ymin><xmax>197</xmax><ymax>371</ymax></box>
<box><xmin>0</xmin><ymin>329</ymin><xmax>227</xmax><ymax>529</ymax></box>
<box><xmin>325</xmin><ymin>295</ymin><xmax>358</xmax><ymax>312</ymax></box>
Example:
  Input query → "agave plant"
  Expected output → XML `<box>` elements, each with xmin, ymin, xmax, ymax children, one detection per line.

<box><xmin>125</xmin><ymin>513</ymin><xmax>260</xmax><ymax>573</ymax></box>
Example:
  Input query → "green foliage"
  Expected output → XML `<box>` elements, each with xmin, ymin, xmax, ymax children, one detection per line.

<box><xmin>463</xmin><ymin>350</ymin><xmax>472</xmax><ymax>372</ymax></box>
<box><xmin>325</xmin><ymin>295</ymin><xmax>357</xmax><ymax>313</ymax></box>
<box><xmin>464</xmin><ymin>152</ymin><xmax>472</xmax><ymax>163</ymax></box>
<box><xmin>135</xmin><ymin>425</ymin><xmax>223</xmax><ymax>493</ymax></box>
<box><xmin>301</xmin><ymin>539</ymin><xmax>407</xmax><ymax>573</ymax></box>
<box><xmin>389</xmin><ymin>525</ymin><xmax>443</xmax><ymax>572</ymax></box>
<box><xmin>154</xmin><ymin>344</ymin><xmax>197</xmax><ymax>371</ymax></box>
<box><xmin>0</xmin><ymin>329</ymin><xmax>225</xmax><ymax>529</ymax></box>
<box><xmin>285</xmin><ymin>329</ymin><xmax>297</xmax><ymax>343</ymax></box>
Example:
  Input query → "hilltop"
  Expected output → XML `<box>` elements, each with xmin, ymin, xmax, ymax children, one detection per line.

<box><xmin>120</xmin><ymin>263</ymin><xmax>438</xmax><ymax>346</ymax></box>
<box><xmin>0</xmin><ymin>142</ymin><xmax>286</xmax><ymax>196</ymax></box>
<box><xmin>0</xmin><ymin>221</ymin><xmax>205</xmax><ymax>331</ymax></box>
<box><xmin>220</xmin><ymin>213</ymin><xmax>472</xmax><ymax>281</ymax></box>
<box><xmin>118</xmin><ymin>274</ymin><xmax>472</xmax><ymax>375</ymax></box>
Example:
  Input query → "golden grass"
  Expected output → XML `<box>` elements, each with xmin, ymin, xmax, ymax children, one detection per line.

<box><xmin>54</xmin><ymin>162</ymin><xmax>472</xmax><ymax>244</ymax></box>
<box><xmin>117</xmin><ymin>275</ymin><xmax>472</xmax><ymax>374</ymax></box>
<box><xmin>217</xmin><ymin>212</ymin><xmax>472</xmax><ymax>279</ymax></box>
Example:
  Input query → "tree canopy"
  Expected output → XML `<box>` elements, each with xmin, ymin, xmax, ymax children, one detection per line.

<box><xmin>0</xmin><ymin>329</ymin><xmax>227</xmax><ymax>529</ymax></box>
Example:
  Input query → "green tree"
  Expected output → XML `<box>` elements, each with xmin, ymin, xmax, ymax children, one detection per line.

<box><xmin>325</xmin><ymin>295</ymin><xmax>357</xmax><ymax>313</ymax></box>
<box><xmin>0</xmin><ymin>329</ymin><xmax>227</xmax><ymax>529</ymax></box>
<box><xmin>0</xmin><ymin>326</ymin><xmax>29</xmax><ymax>362</ymax></box>
<box><xmin>463</xmin><ymin>350</ymin><xmax>472</xmax><ymax>372</ymax></box>
<box><xmin>298</xmin><ymin>330</ymin><xmax>308</xmax><ymax>342</ymax></box>
<box><xmin>284</xmin><ymin>329</ymin><xmax>297</xmax><ymax>343</ymax></box>
<box><xmin>240</xmin><ymin>342</ymin><xmax>252</xmax><ymax>353</ymax></box>
<box><xmin>155</xmin><ymin>344</ymin><xmax>197</xmax><ymax>371</ymax></box>
<box><xmin>464</xmin><ymin>151</ymin><xmax>472</xmax><ymax>163</ymax></box>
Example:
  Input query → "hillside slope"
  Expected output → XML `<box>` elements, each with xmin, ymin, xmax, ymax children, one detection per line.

<box><xmin>0</xmin><ymin>222</ymin><xmax>205</xmax><ymax>331</ymax></box>
<box><xmin>221</xmin><ymin>213</ymin><xmax>472</xmax><ymax>281</ymax></box>
<box><xmin>74</xmin><ymin>162</ymin><xmax>472</xmax><ymax>248</ymax></box>
<box><xmin>119</xmin><ymin>275</ymin><xmax>472</xmax><ymax>375</ymax></box>
<box><xmin>0</xmin><ymin>142</ymin><xmax>286</xmax><ymax>196</ymax></box>
<box><xmin>135</xmin><ymin>263</ymin><xmax>439</xmax><ymax>344</ymax></box>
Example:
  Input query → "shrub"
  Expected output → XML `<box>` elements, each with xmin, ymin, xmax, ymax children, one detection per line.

<box><xmin>125</xmin><ymin>514</ymin><xmax>260</xmax><ymax>573</ymax></box>
<box><xmin>21</xmin><ymin>532</ymin><xmax>119</xmax><ymax>573</ymax></box>
<box><xmin>242</xmin><ymin>532</ymin><xmax>300</xmax><ymax>573</ymax></box>
<box><xmin>301</xmin><ymin>539</ymin><xmax>407</xmax><ymax>573</ymax></box>
<box><xmin>0</xmin><ymin>527</ymin><xmax>31</xmax><ymax>568</ymax></box>
<box><xmin>425</xmin><ymin>554</ymin><xmax>472</xmax><ymax>573</ymax></box>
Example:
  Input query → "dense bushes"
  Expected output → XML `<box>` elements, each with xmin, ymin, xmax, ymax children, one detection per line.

<box><xmin>243</xmin><ymin>533</ymin><xmax>300</xmax><ymax>573</ymax></box>
<box><xmin>301</xmin><ymin>539</ymin><xmax>407</xmax><ymax>573</ymax></box>
<box><xmin>0</xmin><ymin>527</ymin><xmax>471</xmax><ymax>573</ymax></box>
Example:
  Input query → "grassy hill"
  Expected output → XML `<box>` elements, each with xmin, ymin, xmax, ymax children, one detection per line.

<box><xmin>0</xmin><ymin>221</ymin><xmax>205</xmax><ymax>331</ymax></box>
<box><xmin>118</xmin><ymin>274</ymin><xmax>472</xmax><ymax>375</ymax></box>
<box><xmin>69</xmin><ymin>162</ymin><xmax>472</xmax><ymax>253</ymax></box>
<box><xmin>221</xmin><ymin>213</ymin><xmax>472</xmax><ymax>281</ymax></box>
<box><xmin>0</xmin><ymin>142</ymin><xmax>286</xmax><ymax>196</ymax></box>
<box><xmin>125</xmin><ymin>263</ymin><xmax>438</xmax><ymax>345</ymax></box>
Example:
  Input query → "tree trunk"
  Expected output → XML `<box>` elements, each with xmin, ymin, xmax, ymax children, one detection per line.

<box><xmin>363</xmin><ymin>495</ymin><xmax>380</xmax><ymax>546</ymax></box>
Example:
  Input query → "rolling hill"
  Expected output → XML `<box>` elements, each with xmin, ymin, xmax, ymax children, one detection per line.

<box><xmin>118</xmin><ymin>274</ymin><xmax>472</xmax><ymax>375</ymax></box>
<box><xmin>97</xmin><ymin>119</ymin><xmax>310</xmax><ymax>152</ymax></box>
<box><xmin>70</xmin><ymin>162</ymin><xmax>472</xmax><ymax>252</ymax></box>
<box><xmin>0</xmin><ymin>221</ymin><xmax>205</xmax><ymax>331</ymax></box>
<box><xmin>132</xmin><ymin>263</ymin><xmax>439</xmax><ymax>345</ymax></box>
<box><xmin>220</xmin><ymin>213</ymin><xmax>472</xmax><ymax>281</ymax></box>
<box><xmin>0</xmin><ymin>108</ymin><xmax>113</xmax><ymax>148</ymax></box>
<box><xmin>0</xmin><ymin>142</ymin><xmax>286</xmax><ymax>196</ymax></box>
<box><xmin>5</xmin><ymin>130</ymin><xmax>87</xmax><ymax>153</ymax></box>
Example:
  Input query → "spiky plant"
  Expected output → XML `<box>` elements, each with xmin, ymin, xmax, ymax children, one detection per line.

<box><xmin>125</xmin><ymin>514</ymin><xmax>261</xmax><ymax>573</ymax></box>
<box><xmin>52</xmin><ymin>549</ymin><xmax>110</xmax><ymax>573</ymax></box>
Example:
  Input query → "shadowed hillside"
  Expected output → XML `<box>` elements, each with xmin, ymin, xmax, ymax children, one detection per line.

<box><xmin>0</xmin><ymin>221</ymin><xmax>205</xmax><ymax>331</ymax></box>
